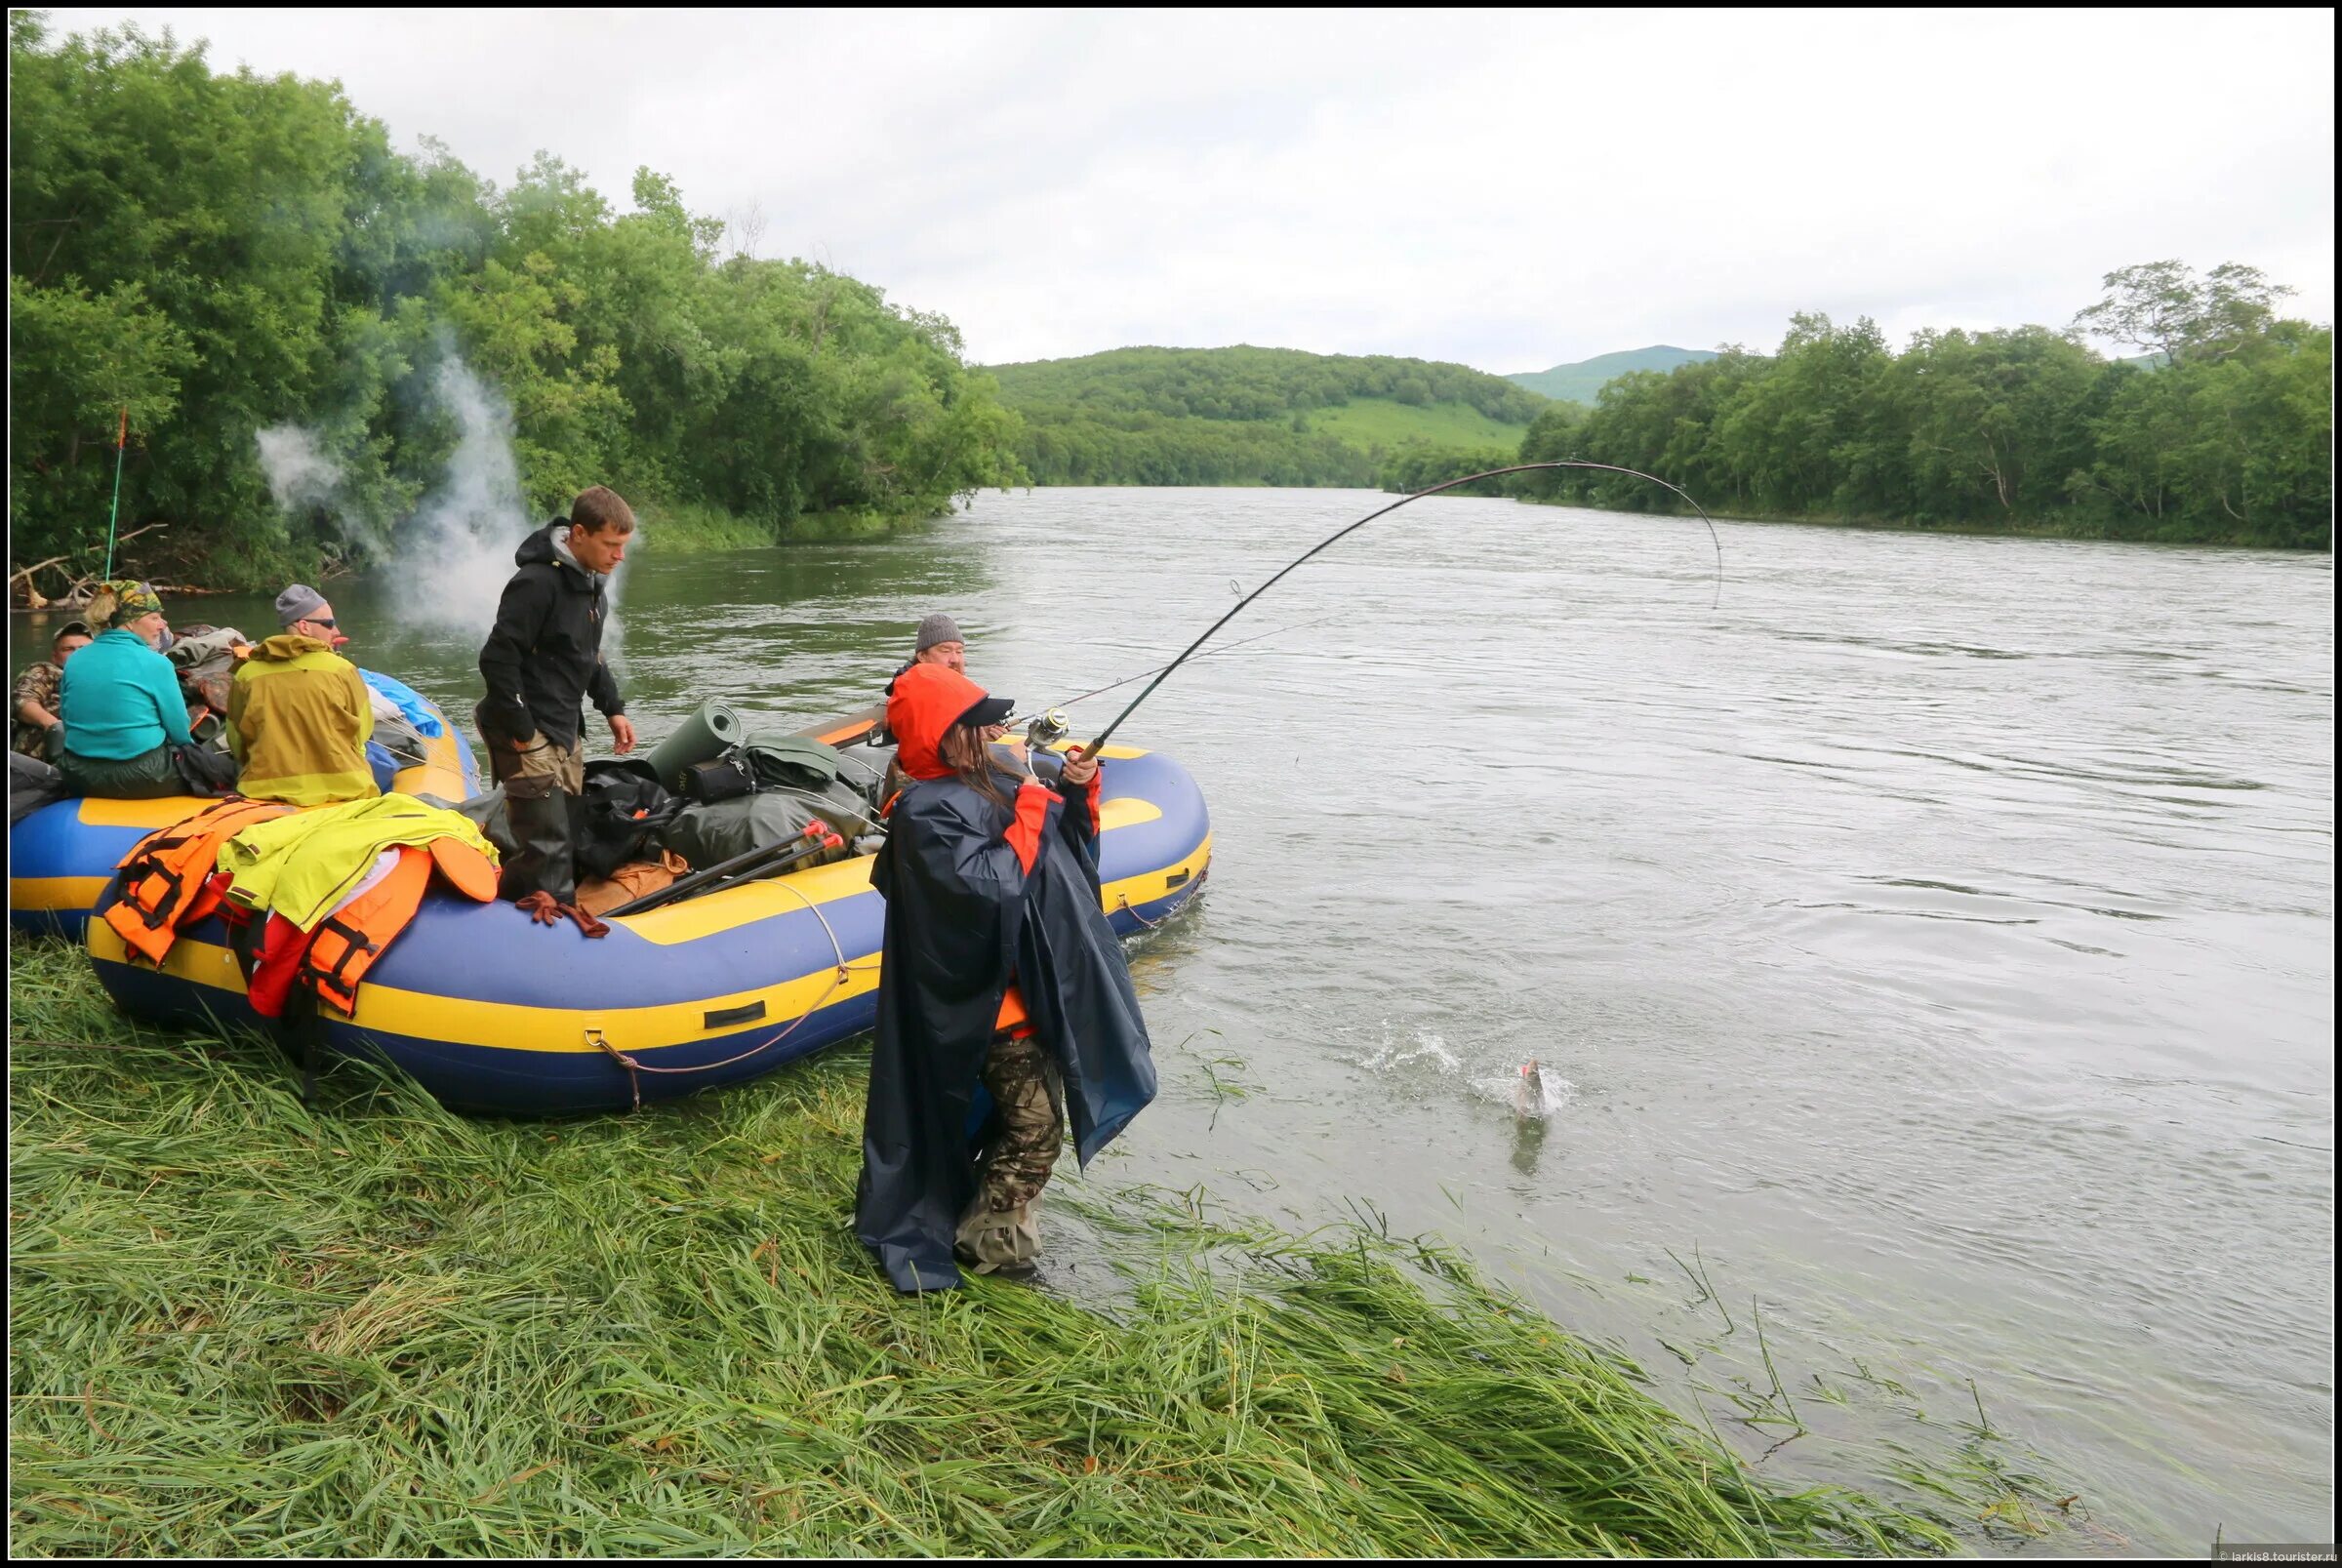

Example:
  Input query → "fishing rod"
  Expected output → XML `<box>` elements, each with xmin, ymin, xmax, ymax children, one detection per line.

<box><xmin>1006</xmin><ymin>613</ymin><xmax>1337</xmax><ymax>728</ymax></box>
<box><xmin>1072</xmin><ymin>461</ymin><xmax>1723</xmax><ymax>761</ymax></box>
<box><xmin>604</xmin><ymin>821</ymin><xmax>844</xmax><ymax>918</ymax></box>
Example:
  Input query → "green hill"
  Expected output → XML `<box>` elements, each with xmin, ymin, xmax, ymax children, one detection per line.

<box><xmin>988</xmin><ymin>345</ymin><xmax>1544</xmax><ymax>487</ymax></box>
<box><xmin>1305</xmin><ymin>396</ymin><xmax>1532</xmax><ymax>449</ymax></box>
<box><xmin>1507</xmin><ymin>345</ymin><xmax>1718</xmax><ymax>405</ymax></box>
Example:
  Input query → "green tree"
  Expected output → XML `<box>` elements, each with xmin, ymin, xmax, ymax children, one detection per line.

<box><xmin>1885</xmin><ymin>326</ymin><xmax>2100</xmax><ymax>521</ymax></box>
<box><xmin>9</xmin><ymin>18</ymin><xmax>1027</xmax><ymax>588</ymax></box>
<box><xmin>2071</xmin><ymin>260</ymin><xmax>2295</xmax><ymax>366</ymax></box>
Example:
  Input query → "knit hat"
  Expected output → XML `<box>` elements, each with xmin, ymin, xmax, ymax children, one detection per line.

<box><xmin>886</xmin><ymin>662</ymin><xmax>1013</xmax><ymax>782</ymax></box>
<box><xmin>274</xmin><ymin>583</ymin><xmax>329</xmax><ymax>627</ymax></box>
<box><xmin>913</xmin><ymin>613</ymin><xmax>963</xmax><ymax>654</ymax></box>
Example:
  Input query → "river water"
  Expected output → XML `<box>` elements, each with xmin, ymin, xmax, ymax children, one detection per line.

<box><xmin>15</xmin><ymin>488</ymin><xmax>2332</xmax><ymax>1550</ymax></box>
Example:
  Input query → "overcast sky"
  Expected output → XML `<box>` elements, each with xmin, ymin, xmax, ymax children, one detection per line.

<box><xmin>36</xmin><ymin>7</ymin><xmax>2338</xmax><ymax>372</ymax></box>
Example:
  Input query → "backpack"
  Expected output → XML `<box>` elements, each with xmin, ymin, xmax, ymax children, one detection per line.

<box><xmin>166</xmin><ymin>625</ymin><xmax>252</xmax><ymax>716</ymax></box>
<box><xmin>575</xmin><ymin>759</ymin><xmax>685</xmax><ymax>880</ymax></box>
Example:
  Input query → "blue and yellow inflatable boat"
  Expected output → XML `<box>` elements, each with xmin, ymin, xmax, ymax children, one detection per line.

<box><xmin>10</xmin><ymin>709</ymin><xmax>478</xmax><ymax>940</ymax></box>
<box><xmin>84</xmin><ymin>718</ymin><xmax>1210</xmax><ymax>1116</ymax></box>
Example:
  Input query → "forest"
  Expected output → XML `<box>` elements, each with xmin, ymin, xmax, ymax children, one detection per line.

<box><xmin>1403</xmin><ymin>265</ymin><xmax>2333</xmax><ymax>549</ymax></box>
<box><xmin>9</xmin><ymin>15</ymin><xmax>1025</xmax><ymax>593</ymax></box>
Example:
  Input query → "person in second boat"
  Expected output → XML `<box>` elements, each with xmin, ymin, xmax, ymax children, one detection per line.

<box><xmin>226</xmin><ymin>584</ymin><xmax>378</xmax><ymax>806</ymax></box>
<box><xmin>55</xmin><ymin>583</ymin><xmax>194</xmax><ymax>798</ymax></box>
<box><xmin>13</xmin><ymin>620</ymin><xmax>92</xmax><ymax>761</ymax></box>
<box><xmin>854</xmin><ymin>660</ymin><xmax>1156</xmax><ymax>1292</ymax></box>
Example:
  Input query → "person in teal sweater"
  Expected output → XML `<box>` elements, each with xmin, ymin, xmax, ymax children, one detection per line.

<box><xmin>58</xmin><ymin>581</ymin><xmax>194</xmax><ymax>798</ymax></box>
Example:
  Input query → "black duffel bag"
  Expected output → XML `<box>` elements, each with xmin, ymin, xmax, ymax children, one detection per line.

<box><xmin>577</xmin><ymin>758</ymin><xmax>685</xmax><ymax>880</ymax></box>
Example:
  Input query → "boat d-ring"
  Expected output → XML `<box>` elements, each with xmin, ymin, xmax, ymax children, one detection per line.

<box><xmin>585</xmin><ymin>1026</ymin><xmax>645</xmax><ymax>1111</ymax></box>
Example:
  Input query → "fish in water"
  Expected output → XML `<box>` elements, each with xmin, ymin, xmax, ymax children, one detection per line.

<box><xmin>1515</xmin><ymin>1059</ymin><xmax>1550</xmax><ymax>1121</ymax></box>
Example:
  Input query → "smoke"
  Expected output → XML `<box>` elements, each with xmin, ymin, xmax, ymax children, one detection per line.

<box><xmin>401</xmin><ymin>356</ymin><xmax>631</xmax><ymax>664</ymax></box>
<box><xmin>255</xmin><ymin>425</ymin><xmax>343</xmax><ymax>512</ymax></box>
<box><xmin>392</xmin><ymin>358</ymin><xmax>530</xmax><ymax>634</ymax></box>
<box><xmin>256</xmin><ymin>350</ymin><xmax>627</xmax><ymax>659</ymax></box>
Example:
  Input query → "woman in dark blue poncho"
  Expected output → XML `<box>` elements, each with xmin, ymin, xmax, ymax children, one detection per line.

<box><xmin>855</xmin><ymin>661</ymin><xmax>1156</xmax><ymax>1293</ymax></box>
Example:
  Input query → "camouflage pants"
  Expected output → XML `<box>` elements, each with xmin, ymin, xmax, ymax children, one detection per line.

<box><xmin>955</xmin><ymin>1031</ymin><xmax>1065</xmax><ymax>1273</ymax></box>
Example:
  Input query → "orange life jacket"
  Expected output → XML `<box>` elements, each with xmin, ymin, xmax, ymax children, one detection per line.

<box><xmin>995</xmin><ymin>983</ymin><xmax>1033</xmax><ymax>1039</ymax></box>
<box><xmin>103</xmin><ymin>796</ymin><xmax>295</xmax><ymax>964</ymax></box>
<box><xmin>298</xmin><ymin>838</ymin><xmax>499</xmax><ymax>1017</ymax></box>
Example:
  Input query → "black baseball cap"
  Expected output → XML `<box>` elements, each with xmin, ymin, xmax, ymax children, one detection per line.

<box><xmin>953</xmin><ymin>693</ymin><xmax>1014</xmax><ymax>729</ymax></box>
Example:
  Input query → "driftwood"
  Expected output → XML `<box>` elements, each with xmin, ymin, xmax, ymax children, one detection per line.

<box><xmin>9</xmin><ymin>555</ymin><xmax>74</xmax><ymax>610</ymax></box>
<box><xmin>9</xmin><ymin>522</ymin><xmax>176</xmax><ymax>609</ymax></box>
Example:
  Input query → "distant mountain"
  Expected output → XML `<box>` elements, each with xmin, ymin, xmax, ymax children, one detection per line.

<box><xmin>1507</xmin><ymin>345</ymin><xmax>1719</xmax><ymax>405</ymax></box>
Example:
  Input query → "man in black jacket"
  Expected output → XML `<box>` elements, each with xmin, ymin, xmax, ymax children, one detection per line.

<box><xmin>475</xmin><ymin>486</ymin><xmax>639</xmax><ymax>902</ymax></box>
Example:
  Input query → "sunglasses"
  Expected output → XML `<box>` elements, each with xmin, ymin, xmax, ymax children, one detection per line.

<box><xmin>303</xmin><ymin>617</ymin><xmax>338</xmax><ymax>629</ymax></box>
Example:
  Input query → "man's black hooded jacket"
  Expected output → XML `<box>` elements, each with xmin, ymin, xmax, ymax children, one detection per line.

<box><xmin>477</xmin><ymin>521</ymin><xmax>625</xmax><ymax>750</ymax></box>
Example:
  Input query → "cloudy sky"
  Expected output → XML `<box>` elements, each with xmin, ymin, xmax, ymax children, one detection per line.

<box><xmin>37</xmin><ymin>7</ymin><xmax>2338</xmax><ymax>372</ymax></box>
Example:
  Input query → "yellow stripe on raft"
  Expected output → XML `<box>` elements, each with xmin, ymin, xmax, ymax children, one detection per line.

<box><xmin>86</xmin><ymin>832</ymin><xmax>1214</xmax><ymax>1058</ymax></box>
<box><xmin>12</xmin><ymin>874</ymin><xmax>112</xmax><ymax>910</ymax></box>
<box><xmin>617</xmin><ymin>795</ymin><xmax>1168</xmax><ymax>946</ymax></box>
<box><xmin>1048</xmin><ymin>742</ymin><xmax>1149</xmax><ymax>761</ymax></box>
<box><xmin>73</xmin><ymin>797</ymin><xmax>206</xmax><ymax>829</ymax></box>
<box><xmin>50</xmin><ymin>729</ymin><xmax>466</xmax><ymax>832</ymax></box>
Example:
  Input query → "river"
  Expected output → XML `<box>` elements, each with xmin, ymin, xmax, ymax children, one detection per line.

<box><xmin>14</xmin><ymin>487</ymin><xmax>2333</xmax><ymax>1551</ymax></box>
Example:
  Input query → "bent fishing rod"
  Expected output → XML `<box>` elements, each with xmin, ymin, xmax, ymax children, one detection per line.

<box><xmin>1072</xmin><ymin>461</ymin><xmax>1722</xmax><ymax>761</ymax></box>
<box><xmin>1007</xmin><ymin>613</ymin><xmax>1337</xmax><ymax>730</ymax></box>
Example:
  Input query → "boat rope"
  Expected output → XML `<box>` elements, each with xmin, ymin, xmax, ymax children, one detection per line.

<box><xmin>587</xmin><ymin>876</ymin><xmax>879</xmax><ymax>1108</ymax></box>
<box><xmin>1115</xmin><ymin>891</ymin><xmax>1169</xmax><ymax>930</ymax></box>
<box><xmin>1077</xmin><ymin>461</ymin><xmax>1721</xmax><ymax>759</ymax></box>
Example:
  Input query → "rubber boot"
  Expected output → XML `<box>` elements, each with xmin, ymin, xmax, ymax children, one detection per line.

<box><xmin>501</xmin><ymin>778</ymin><xmax>578</xmax><ymax>905</ymax></box>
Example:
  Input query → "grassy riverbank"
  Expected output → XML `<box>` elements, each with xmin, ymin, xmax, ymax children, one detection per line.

<box><xmin>13</xmin><ymin>936</ymin><xmax>2016</xmax><ymax>1555</ymax></box>
<box><xmin>633</xmin><ymin>497</ymin><xmax>945</xmax><ymax>554</ymax></box>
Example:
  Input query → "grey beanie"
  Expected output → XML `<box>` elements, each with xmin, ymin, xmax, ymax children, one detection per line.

<box><xmin>274</xmin><ymin>583</ymin><xmax>328</xmax><ymax>627</ymax></box>
<box><xmin>914</xmin><ymin>613</ymin><xmax>963</xmax><ymax>653</ymax></box>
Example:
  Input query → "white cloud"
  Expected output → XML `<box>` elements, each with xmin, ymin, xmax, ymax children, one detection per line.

<box><xmin>38</xmin><ymin>6</ymin><xmax>2337</xmax><ymax>369</ymax></box>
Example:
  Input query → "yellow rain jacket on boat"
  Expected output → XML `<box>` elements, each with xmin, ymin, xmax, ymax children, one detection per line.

<box><xmin>226</xmin><ymin>634</ymin><xmax>377</xmax><ymax>807</ymax></box>
<box><xmin>218</xmin><ymin>794</ymin><xmax>499</xmax><ymax>931</ymax></box>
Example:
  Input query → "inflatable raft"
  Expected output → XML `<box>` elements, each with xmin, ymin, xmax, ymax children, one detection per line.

<box><xmin>86</xmin><ymin>718</ymin><xmax>1210</xmax><ymax>1116</ymax></box>
<box><xmin>11</xmin><ymin>707</ymin><xmax>478</xmax><ymax>940</ymax></box>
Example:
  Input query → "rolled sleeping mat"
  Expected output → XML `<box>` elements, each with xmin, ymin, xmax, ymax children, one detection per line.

<box><xmin>644</xmin><ymin>698</ymin><xmax>745</xmax><ymax>789</ymax></box>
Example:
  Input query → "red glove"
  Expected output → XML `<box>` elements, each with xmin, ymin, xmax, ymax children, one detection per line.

<box><xmin>514</xmin><ymin>891</ymin><xmax>608</xmax><ymax>938</ymax></box>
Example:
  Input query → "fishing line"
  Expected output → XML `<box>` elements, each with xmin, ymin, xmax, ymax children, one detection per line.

<box><xmin>1010</xmin><ymin>614</ymin><xmax>1338</xmax><ymax>724</ymax></box>
<box><xmin>1076</xmin><ymin>461</ymin><xmax>1723</xmax><ymax>759</ymax></box>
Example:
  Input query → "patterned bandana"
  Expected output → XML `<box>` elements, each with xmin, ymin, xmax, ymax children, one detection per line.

<box><xmin>91</xmin><ymin>580</ymin><xmax>164</xmax><ymax>627</ymax></box>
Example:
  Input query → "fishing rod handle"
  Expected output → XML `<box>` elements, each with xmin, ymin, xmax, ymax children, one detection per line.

<box><xmin>603</xmin><ymin>824</ymin><xmax>838</xmax><ymax>918</ymax></box>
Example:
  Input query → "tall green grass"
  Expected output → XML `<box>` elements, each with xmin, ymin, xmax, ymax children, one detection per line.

<box><xmin>629</xmin><ymin>496</ymin><xmax>779</xmax><ymax>553</ymax></box>
<box><xmin>12</xmin><ymin>935</ymin><xmax>1987</xmax><ymax>1555</ymax></box>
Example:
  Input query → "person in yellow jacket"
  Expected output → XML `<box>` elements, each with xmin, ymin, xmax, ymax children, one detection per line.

<box><xmin>227</xmin><ymin>584</ymin><xmax>377</xmax><ymax>807</ymax></box>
